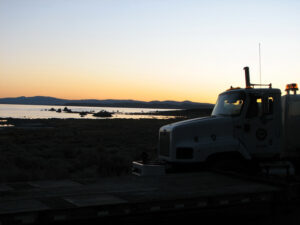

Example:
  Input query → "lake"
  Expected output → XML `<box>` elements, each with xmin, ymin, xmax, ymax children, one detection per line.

<box><xmin>0</xmin><ymin>104</ymin><xmax>177</xmax><ymax>119</ymax></box>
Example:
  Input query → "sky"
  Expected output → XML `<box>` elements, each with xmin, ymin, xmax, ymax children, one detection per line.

<box><xmin>0</xmin><ymin>0</ymin><xmax>299</xmax><ymax>103</ymax></box>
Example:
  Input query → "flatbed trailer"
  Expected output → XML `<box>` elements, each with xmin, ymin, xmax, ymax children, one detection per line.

<box><xmin>0</xmin><ymin>172</ymin><xmax>299</xmax><ymax>225</ymax></box>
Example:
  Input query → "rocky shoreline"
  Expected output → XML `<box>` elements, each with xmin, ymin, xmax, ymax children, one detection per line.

<box><xmin>47</xmin><ymin>106</ymin><xmax>113</xmax><ymax>117</ymax></box>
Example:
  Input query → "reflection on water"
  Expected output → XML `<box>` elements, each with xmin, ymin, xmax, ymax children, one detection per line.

<box><xmin>0</xmin><ymin>104</ymin><xmax>177</xmax><ymax>119</ymax></box>
<box><xmin>0</xmin><ymin>119</ymin><xmax>14</xmax><ymax>127</ymax></box>
<box><xmin>0</xmin><ymin>124</ymin><xmax>14</xmax><ymax>127</ymax></box>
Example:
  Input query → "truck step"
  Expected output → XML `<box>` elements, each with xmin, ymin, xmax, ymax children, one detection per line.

<box><xmin>132</xmin><ymin>161</ymin><xmax>166</xmax><ymax>176</ymax></box>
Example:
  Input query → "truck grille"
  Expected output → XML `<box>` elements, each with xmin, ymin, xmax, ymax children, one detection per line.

<box><xmin>159</xmin><ymin>131</ymin><xmax>170</xmax><ymax>157</ymax></box>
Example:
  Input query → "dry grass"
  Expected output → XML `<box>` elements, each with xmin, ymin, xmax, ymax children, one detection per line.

<box><xmin>0</xmin><ymin>118</ymin><xmax>180</xmax><ymax>182</ymax></box>
<box><xmin>0</xmin><ymin>107</ymin><xmax>212</xmax><ymax>182</ymax></box>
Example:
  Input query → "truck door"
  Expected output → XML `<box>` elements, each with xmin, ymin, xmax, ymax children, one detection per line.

<box><xmin>240</xmin><ymin>93</ymin><xmax>280</xmax><ymax>159</ymax></box>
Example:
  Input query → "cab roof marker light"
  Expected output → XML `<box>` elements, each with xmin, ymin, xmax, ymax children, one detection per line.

<box><xmin>285</xmin><ymin>83</ymin><xmax>298</xmax><ymax>95</ymax></box>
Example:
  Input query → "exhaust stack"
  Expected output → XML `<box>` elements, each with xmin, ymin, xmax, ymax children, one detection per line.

<box><xmin>244</xmin><ymin>67</ymin><xmax>251</xmax><ymax>88</ymax></box>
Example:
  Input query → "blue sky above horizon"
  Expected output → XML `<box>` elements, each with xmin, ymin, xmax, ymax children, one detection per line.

<box><xmin>1</xmin><ymin>0</ymin><xmax>299</xmax><ymax>103</ymax></box>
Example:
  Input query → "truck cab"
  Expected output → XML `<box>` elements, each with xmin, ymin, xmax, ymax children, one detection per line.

<box><xmin>158</xmin><ymin>67</ymin><xmax>294</xmax><ymax>165</ymax></box>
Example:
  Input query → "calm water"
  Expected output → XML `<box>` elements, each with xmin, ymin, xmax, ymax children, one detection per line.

<box><xmin>0</xmin><ymin>104</ymin><xmax>176</xmax><ymax>119</ymax></box>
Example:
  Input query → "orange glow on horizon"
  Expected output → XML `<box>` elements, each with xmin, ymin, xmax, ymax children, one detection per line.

<box><xmin>0</xmin><ymin>79</ymin><xmax>217</xmax><ymax>104</ymax></box>
<box><xmin>0</xmin><ymin>63</ymin><xmax>218</xmax><ymax>103</ymax></box>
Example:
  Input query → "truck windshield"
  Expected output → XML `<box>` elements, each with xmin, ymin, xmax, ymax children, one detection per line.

<box><xmin>212</xmin><ymin>92</ymin><xmax>245</xmax><ymax>116</ymax></box>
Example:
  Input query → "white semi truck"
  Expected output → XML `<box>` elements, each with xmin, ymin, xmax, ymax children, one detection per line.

<box><xmin>133</xmin><ymin>67</ymin><xmax>300</xmax><ymax>175</ymax></box>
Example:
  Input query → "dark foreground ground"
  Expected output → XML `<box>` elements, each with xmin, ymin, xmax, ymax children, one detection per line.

<box><xmin>0</xmin><ymin>117</ymin><xmax>185</xmax><ymax>182</ymax></box>
<box><xmin>1</xmin><ymin>109</ymin><xmax>300</xmax><ymax>225</ymax></box>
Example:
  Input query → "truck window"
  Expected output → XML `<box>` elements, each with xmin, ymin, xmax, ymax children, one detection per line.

<box><xmin>212</xmin><ymin>92</ymin><xmax>245</xmax><ymax>116</ymax></box>
<box><xmin>246</xmin><ymin>96</ymin><xmax>262</xmax><ymax>118</ymax></box>
<box><xmin>247</xmin><ymin>95</ymin><xmax>274</xmax><ymax>118</ymax></box>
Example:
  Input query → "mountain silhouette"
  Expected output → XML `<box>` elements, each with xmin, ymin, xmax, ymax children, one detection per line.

<box><xmin>0</xmin><ymin>96</ymin><xmax>214</xmax><ymax>109</ymax></box>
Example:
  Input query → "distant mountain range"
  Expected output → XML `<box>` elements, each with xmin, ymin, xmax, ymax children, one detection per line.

<box><xmin>0</xmin><ymin>96</ymin><xmax>214</xmax><ymax>109</ymax></box>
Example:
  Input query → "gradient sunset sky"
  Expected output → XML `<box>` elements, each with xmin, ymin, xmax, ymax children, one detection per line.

<box><xmin>1</xmin><ymin>0</ymin><xmax>299</xmax><ymax>103</ymax></box>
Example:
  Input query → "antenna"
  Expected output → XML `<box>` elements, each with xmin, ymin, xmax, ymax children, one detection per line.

<box><xmin>259</xmin><ymin>43</ymin><xmax>262</xmax><ymax>87</ymax></box>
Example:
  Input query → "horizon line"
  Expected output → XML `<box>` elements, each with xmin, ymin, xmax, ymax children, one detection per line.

<box><xmin>0</xmin><ymin>95</ymin><xmax>214</xmax><ymax>104</ymax></box>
